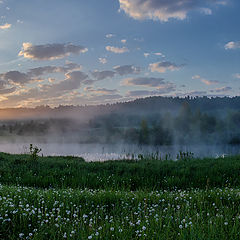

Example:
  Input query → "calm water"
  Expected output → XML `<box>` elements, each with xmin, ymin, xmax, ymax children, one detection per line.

<box><xmin>0</xmin><ymin>143</ymin><xmax>239</xmax><ymax>161</ymax></box>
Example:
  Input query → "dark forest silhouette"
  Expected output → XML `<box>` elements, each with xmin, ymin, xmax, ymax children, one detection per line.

<box><xmin>0</xmin><ymin>96</ymin><xmax>240</xmax><ymax>145</ymax></box>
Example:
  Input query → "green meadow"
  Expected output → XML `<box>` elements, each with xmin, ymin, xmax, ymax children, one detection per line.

<box><xmin>1</xmin><ymin>151</ymin><xmax>240</xmax><ymax>239</ymax></box>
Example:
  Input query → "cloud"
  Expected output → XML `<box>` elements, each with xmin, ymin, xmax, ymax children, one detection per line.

<box><xmin>65</xmin><ymin>71</ymin><xmax>88</xmax><ymax>82</ymax></box>
<box><xmin>28</xmin><ymin>66</ymin><xmax>63</xmax><ymax>77</ymax></box>
<box><xmin>0</xmin><ymin>63</ymin><xmax>84</xmax><ymax>90</ymax></box>
<box><xmin>92</xmin><ymin>70</ymin><xmax>116</xmax><ymax>80</ymax></box>
<box><xmin>126</xmin><ymin>86</ymin><xmax>175</xmax><ymax>97</ymax></box>
<box><xmin>0</xmin><ymin>70</ymin><xmax>90</xmax><ymax>106</ymax></box>
<box><xmin>106</xmin><ymin>34</ymin><xmax>115</xmax><ymax>38</ymax></box>
<box><xmin>89</xmin><ymin>94</ymin><xmax>122</xmax><ymax>101</ymax></box>
<box><xmin>119</xmin><ymin>0</ymin><xmax>224</xmax><ymax>22</ymax></box>
<box><xmin>224</xmin><ymin>41</ymin><xmax>240</xmax><ymax>50</ymax></box>
<box><xmin>42</xmin><ymin>78</ymin><xmax>81</xmax><ymax>93</ymax></box>
<box><xmin>99</xmin><ymin>57</ymin><xmax>107</xmax><ymax>64</ymax></box>
<box><xmin>114</xmin><ymin>65</ymin><xmax>140</xmax><ymax>75</ymax></box>
<box><xmin>85</xmin><ymin>87</ymin><xmax>118</xmax><ymax>95</ymax></box>
<box><xmin>33</xmin><ymin>71</ymin><xmax>88</xmax><ymax>98</ymax></box>
<box><xmin>0</xmin><ymin>87</ymin><xmax>16</xmax><ymax>94</ymax></box>
<box><xmin>210</xmin><ymin>86</ymin><xmax>232</xmax><ymax>93</ymax></box>
<box><xmin>82</xmin><ymin>79</ymin><xmax>96</xmax><ymax>85</ymax></box>
<box><xmin>17</xmin><ymin>19</ymin><xmax>23</xmax><ymax>24</ymax></box>
<box><xmin>149</xmin><ymin>61</ymin><xmax>183</xmax><ymax>73</ymax></box>
<box><xmin>200</xmin><ymin>8</ymin><xmax>212</xmax><ymax>15</ymax></box>
<box><xmin>201</xmin><ymin>79</ymin><xmax>219</xmax><ymax>85</ymax></box>
<box><xmin>0</xmin><ymin>23</ymin><xmax>11</xmax><ymax>29</ymax></box>
<box><xmin>134</xmin><ymin>37</ymin><xmax>144</xmax><ymax>42</ymax></box>
<box><xmin>123</xmin><ymin>77</ymin><xmax>166</xmax><ymax>87</ymax></box>
<box><xmin>186</xmin><ymin>91</ymin><xmax>208</xmax><ymax>97</ymax></box>
<box><xmin>28</xmin><ymin>63</ymin><xmax>82</xmax><ymax>77</ymax></box>
<box><xmin>61</xmin><ymin>62</ymin><xmax>82</xmax><ymax>72</ymax></box>
<box><xmin>192</xmin><ymin>75</ymin><xmax>201</xmax><ymax>79</ymax></box>
<box><xmin>0</xmin><ymin>71</ymin><xmax>31</xmax><ymax>85</ymax></box>
<box><xmin>192</xmin><ymin>75</ymin><xmax>219</xmax><ymax>85</ymax></box>
<box><xmin>217</xmin><ymin>1</ymin><xmax>227</xmax><ymax>5</ymax></box>
<box><xmin>144</xmin><ymin>52</ymin><xmax>165</xmax><ymax>58</ymax></box>
<box><xmin>106</xmin><ymin>46</ymin><xmax>129</xmax><ymax>54</ymax></box>
<box><xmin>233</xmin><ymin>73</ymin><xmax>240</xmax><ymax>79</ymax></box>
<box><xmin>0</xmin><ymin>80</ymin><xmax>16</xmax><ymax>94</ymax></box>
<box><xmin>154</xmin><ymin>52</ymin><xmax>165</xmax><ymax>57</ymax></box>
<box><xmin>19</xmin><ymin>42</ymin><xmax>88</xmax><ymax>60</ymax></box>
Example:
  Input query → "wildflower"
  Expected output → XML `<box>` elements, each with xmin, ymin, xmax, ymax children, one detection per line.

<box><xmin>19</xmin><ymin>233</ymin><xmax>24</xmax><ymax>238</ymax></box>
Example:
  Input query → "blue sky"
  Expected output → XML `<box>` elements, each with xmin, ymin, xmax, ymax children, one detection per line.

<box><xmin>0</xmin><ymin>0</ymin><xmax>239</xmax><ymax>107</ymax></box>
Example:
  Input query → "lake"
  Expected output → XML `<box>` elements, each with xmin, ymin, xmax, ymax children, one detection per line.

<box><xmin>0</xmin><ymin>142</ymin><xmax>239</xmax><ymax>161</ymax></box>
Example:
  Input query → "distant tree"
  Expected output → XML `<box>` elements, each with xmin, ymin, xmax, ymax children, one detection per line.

<box><xmin>200</xmin><ymin>114</ymin><xmax>216</xmax><ymax>134</ymax></box>
<box><xmin>139</xmin><ymin>120</ymin><xmax>149</xmax><ymax>144</ymax></box>
<box><xmin>174</xmin><ymin>101</ymin><xmax>192</xmax><ymax>134</ymax></box>
<box><xmin>152</xmin><ymin>123</ymin><xmax>172</xmax><ymax>145</ymax></box>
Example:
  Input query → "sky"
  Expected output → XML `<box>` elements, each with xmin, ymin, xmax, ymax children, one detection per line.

<box><xmin>0</xmin><ymin>0</ymin><xmax>239</xmax><ymax>108</ymax></box>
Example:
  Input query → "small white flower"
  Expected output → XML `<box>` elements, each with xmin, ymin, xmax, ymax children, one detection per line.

<box><xmin>19</xmin><ymin>233</ymin><xmax>24</xmax><ymax>238</ymax></box>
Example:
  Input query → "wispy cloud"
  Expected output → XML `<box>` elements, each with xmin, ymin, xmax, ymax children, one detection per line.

<box><xmin>154</xmin><ymin>52</ymin><xmax>165</xmax><ymax>57</ymax></box>
<box><xmin>0</xmin><ymin>23</ymin><xmax>11</xmax><ymax>29</ymax></box>
<box><xmin>126</xmin><ymin>86</ymin><xmax>175</xmax><ymax>97</ymax></box>
<box><xmin>0</xmin><ymin>71</ymin><xmax>32</xmax><ymax>85</ymax></box>
<box><xmin>233</xmin><ymin>73</ymin><xmax>240</xmax><ymax>79</ymax></box>
<box><xmin>19</xmin><ymin>42</ymin><xmax>88</xmax><ymax>60</ymax></box>
<box><xmin>119</xmin><ymin>0</ymin><xmax>225</xmax><ymax>22</ymax></box>
<box><xmin>149</xmin><ymin>61</ymin><xmax>183</xmax><ymax>73</ymax></box>
<box><xmin>105</xmin><ymin>46</ymin><xmax>129</xmax><ymax>54</ymax></box>
<box><xmin>200</xmin><ymin>8</ymin><xmax>212</xmax><ymax>15</ymax></box>
<box><xmin>192</xmin><ymin>75</ymin><xmax>219</xmax><ymax>85</ymax></box>
<box><xmin>28</xmin><ymin>63</ymin><xmax>82</xmax><ymax>77</ymax></box>
<box><xmin>106</xmin><ymin>33</ymin><xmax>115</xmax><ymax>38</ymax></box>
<box><xmin>123</xmin><ymin>77</ymin><xmax>165</xmax><ymax>87</ymax></box>
<box><xmin>99</xmin><ymin>57</ymin><xmax>107</xmax><ymax>64</ymax></box>
<box><xmin>114</xmin><ymin>65</ymin><xmax>140</xmax><ymax>76</ymax></box>
<box><xmin>201</xmin><ymin>79</ymin><xmax>219</xmax><ymax>85</ymax></box>
<box><xmin>224</xmin><ymin>41</ymin><xmax>240</xmax><ymax>50</ymax></box>
<box><xmin>92</xmin><ymin>70</ymin><xmax>116</xmax><ymax>80</ymax></box>
<box><xmin>210</xmin><ymin>86</ymin><xmax>232</xmax><ymax>93</ymax></box>
<box><xmin>85</xmin><ymin>87</ymin><xmax>118</xmax><ymax>95</ymax></box>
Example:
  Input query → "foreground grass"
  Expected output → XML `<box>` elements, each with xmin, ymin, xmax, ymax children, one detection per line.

<box><xmin>1</xmin><ymin>152</ymin><xmax>240</xmax><ymax>239</ymax></box>
<box><xmin>1</xmin><ymin>185</ymin><xmax>240</xmax><ymax>240</ymax></box>
<box><xmin>0</xmin><ymin>152</ymin><xmax>240</xmax><ymax>190</ymax></box>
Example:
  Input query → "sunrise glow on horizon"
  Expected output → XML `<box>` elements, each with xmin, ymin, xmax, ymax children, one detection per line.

<box><xmin>0</xmin><ymin>0</ymin><xmax>239</xmax><ymax>108</ymax></box>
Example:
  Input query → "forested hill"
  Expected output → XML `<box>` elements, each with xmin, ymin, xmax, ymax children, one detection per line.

<box><xmin>0</xmin><ymin>96</ymin><xmax>240</xmax><ymax>120</ymax></box>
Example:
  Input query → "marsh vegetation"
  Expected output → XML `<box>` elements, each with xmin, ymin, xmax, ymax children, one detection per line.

<box><xmin>1</xmin><ymin>152</ymin><xmax>240</xmax><ymax>239</ymax></box>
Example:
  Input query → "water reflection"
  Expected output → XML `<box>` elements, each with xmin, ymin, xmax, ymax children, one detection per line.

<box><xmin>0</xmin><ymin>143</ymin><xmax>239</xmax><ymax>162</ymax></box>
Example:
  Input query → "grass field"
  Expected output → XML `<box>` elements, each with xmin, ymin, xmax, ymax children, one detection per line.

<box><xmin>0</xmin><ymin>151</ymin><xmax>240</xmax><ymax>239</ymax></box>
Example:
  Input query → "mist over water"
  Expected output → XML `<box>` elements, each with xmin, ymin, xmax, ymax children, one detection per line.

<box><xmin>1</xmin><ymin>97</ymin><xmax>240</xmax><ymax>161</ymax></box>
<box><xmin>0</xmin><ymin>142</ymin><xmax>239</xmax><ymax>161</ymax></box>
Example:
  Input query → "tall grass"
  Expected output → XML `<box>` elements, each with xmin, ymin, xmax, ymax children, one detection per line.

<box><xmin>1</xmin><ymin>185</ymin><xmax>240</xmax><ymax>239</ymax></box>
<box><xmin>1</xmin><ymin>152</ymin><xmax>240</xmax><ymax>239</ymax></box>
<box><xmin>0</xmin><ymin>152</ymin><xmax>240</xmax><ymax>190</ymax></box>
